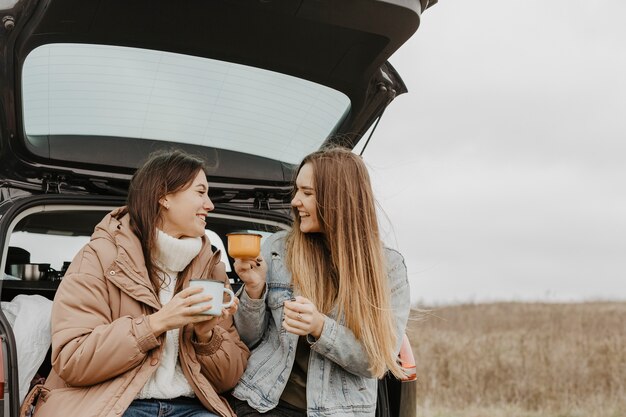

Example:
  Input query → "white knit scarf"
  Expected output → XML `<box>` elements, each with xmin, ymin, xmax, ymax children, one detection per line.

<box><xmin>137</xmin><ymin>230</ymin><xmax>202</xmax><ymax>400</ymax></box>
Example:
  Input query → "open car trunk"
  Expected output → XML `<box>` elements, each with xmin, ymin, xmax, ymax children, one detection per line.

<box><xmin>1</xmin><ymin>0</ymin><xmax>432</xmax><ymax>195</ymax></box>
<box><xmin>0</xmin><ymin>0</ymin><xmax>436</xmax><ymax>415</ymax></box>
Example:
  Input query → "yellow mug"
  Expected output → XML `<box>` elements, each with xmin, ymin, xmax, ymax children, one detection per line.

<box><xmin>226</xmin><ymin>233</ymin><xmax>262</xmax><ymax>258</ymax></box>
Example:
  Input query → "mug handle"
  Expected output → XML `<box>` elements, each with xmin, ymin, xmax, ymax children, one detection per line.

<box><xmin>222</xmin><ymin>288</ymin><xmax>235</xmax><ymax>308</ymax></box>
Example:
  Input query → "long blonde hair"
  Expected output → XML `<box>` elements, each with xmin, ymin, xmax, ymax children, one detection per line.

<box><xmin>286</xmin><ymin>146</ymin><xmax>404</xmax><ymax>379</ymax></box>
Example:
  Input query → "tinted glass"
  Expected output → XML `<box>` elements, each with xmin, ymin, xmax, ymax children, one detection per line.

<box><xmin>22</xmin><ymin>44</ymin><xmax>351</xmax><ymax>165</ymax></box>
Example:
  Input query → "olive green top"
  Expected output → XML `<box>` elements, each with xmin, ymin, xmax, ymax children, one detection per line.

<box><xmin>280</xmin><ymin>336</ymin><xmax>310</xmax><ymax>410</ymax></box>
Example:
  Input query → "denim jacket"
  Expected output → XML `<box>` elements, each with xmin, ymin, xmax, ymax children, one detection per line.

<box><xmin>232</xmin><ymin>231</ymin><xmax>411</xmax><ymax>417</ymax></box>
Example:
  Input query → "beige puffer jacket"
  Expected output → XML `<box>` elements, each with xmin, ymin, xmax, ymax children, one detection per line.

<box><xmin>30</xmin><ymin>208</ymin><xmax>249</xmax><ymax>417</ymax></box>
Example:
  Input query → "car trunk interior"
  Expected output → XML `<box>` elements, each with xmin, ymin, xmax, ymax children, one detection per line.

<box><xmin>0</xmin><ymin>199</ymin><xmax>288</xmax><ymax>398</ymax></box>
<box><xmin>1</xmin><ymin>203</ymin><xmax>287</xmax><ymax>301</ymax></box>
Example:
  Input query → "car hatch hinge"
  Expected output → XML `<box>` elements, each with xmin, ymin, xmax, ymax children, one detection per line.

<box><xmin>42</xmin><ymin>175</ymin><xmax>66</xmax><ymax>194</ymax></box>
<box><xmin>254</xmin><ymin>194</ymin><xmax>271</xmax><ymax>210</ymax></box>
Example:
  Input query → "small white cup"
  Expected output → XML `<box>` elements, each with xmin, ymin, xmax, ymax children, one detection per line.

<box><xmin>189</xmin><ymin>279</ymin><xmax>235</xmax><ymax>316</ymax></box>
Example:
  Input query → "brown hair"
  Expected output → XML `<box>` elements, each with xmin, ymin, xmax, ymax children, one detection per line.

<box><xmin>123</xmin><ymin>149</ymin><xmax>206</xmax><ymax>291</ymax></box>
<box><xmin>286</xmin><ymin>146</ymin><xmax>404</xmax><ymax>379</ymax></box>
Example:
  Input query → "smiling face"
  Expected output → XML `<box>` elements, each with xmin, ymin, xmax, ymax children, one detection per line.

<box><xmin>291</xmin><ymin>163</ymin><xmax>323</xmax><ymax>234</ymax></box>
<box><xmin>159</xmin><ymin>169</ymin><xmax>214</xmax><ymax>238</ymax></box>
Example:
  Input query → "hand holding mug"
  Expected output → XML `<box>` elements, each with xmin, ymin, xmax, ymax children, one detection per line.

<box><xmin>228</xmin><ymin>232</ymin><xmax>266</xmax><ymax>299</ymax></box>
<box><xmin>148</xmin><ymin>286</ymin><xmax>217</xmax><ymax>337</ymax></box>
<box><xmin>188</xmin><ymin>279</ymin><xmax>237</xmax><ymax>342</ymax></box>
<box><xmin>233</xmin><ymin>256</ymin><xmax>267</xmax><ymax>299</ymax></box>
<box><xmin>283</xmin><ymin>296</ymin><xmax>325</xmax><ymax>339</ymax></box>
<box><xmin>193</xmin><ymin>296</ymin><xmax>240</xmax><ymax>342</ymax></box>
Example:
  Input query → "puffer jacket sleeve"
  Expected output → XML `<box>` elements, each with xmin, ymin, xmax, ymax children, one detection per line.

<box><xmin>51</xmin><ymin>239</ymin><xmax>160</xmax><ymax>386</ymax></box>
<box><xmin>190</xmin><ymin>261</ymin><xmax>250</xmax><ymax>393</ymax></box>
<box><xmin>309</xmin><ymin>248</ymin><xmax>411</xmax><ymax>378</ymax></box>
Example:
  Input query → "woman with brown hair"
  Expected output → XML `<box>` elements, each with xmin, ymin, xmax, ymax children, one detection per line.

<box><xmin>230</xmin><ymin>146</ymin><xmax>411</xmax><ymax>417</ymax></box>
<box><xmin>28</xmin><ymin>149</ymin><xmax>249</xmax><ymax>417</ymax></box>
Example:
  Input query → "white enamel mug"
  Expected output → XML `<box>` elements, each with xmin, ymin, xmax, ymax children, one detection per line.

<box><xmin>189</xmin><ymin>279</ymin><xmax>235</xmax><ymax>316</ymax></box>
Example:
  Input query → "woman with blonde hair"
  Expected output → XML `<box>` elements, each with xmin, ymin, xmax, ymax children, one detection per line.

<box><xmin>229</xmin><ymin>146</ymin><xmax>410</xmax><ymax>417</ymax></box>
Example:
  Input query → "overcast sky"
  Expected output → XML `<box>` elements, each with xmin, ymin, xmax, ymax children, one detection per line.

<box><xmin>363</xmin><ymin>0</ymin><xmax>626</xmax><ymax>305</ymax></box>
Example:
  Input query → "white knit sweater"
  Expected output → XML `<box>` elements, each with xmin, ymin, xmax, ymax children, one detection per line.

<box><xmin>137</xmin><ymin>230</ymin><xmax>202</xmax><ymax>399</ymax></box>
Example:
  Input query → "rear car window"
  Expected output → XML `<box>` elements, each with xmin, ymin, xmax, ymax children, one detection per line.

<box><xmin>21</xmin><ymin>43</ymin><xmax>351</xmax><ymax>165</ymax></box>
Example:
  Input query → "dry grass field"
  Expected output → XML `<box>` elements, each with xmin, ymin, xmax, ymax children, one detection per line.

<box><xmin>405</xmin><ymin>302</ymin><xmax>626</xmax><ymax>417</ymax></box>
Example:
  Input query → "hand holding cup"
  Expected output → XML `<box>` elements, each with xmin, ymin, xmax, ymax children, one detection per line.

<box><xmin>147</xmin><ymin>286</ymin><xmax>219</xmax><ymax>337</ymax></box>
<box><xmin>228</xmin><ymin>233</ymin><xmax>266</xmax><ymax>299</ymax></box>
<box><xmin>189</xmin><ymin>279</ymin><xmax>239</xmax><ymax>342</ymax></box>
<box><xmin>283</xmin><ymin>296</ymin><xmax>325</xmax><ymax>339</ymax></box>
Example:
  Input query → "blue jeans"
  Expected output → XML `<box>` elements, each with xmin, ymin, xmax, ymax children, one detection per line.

<box><xmin>123</xmin><ymin>397</ymin><xmax>219</xmax><ymax>417</ymax></box>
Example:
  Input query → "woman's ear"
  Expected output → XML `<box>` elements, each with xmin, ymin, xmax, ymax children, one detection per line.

<box><xmin>159</xmin><ymin>198</ymin><xmax>170</xmax><ymax>209</ymax></box>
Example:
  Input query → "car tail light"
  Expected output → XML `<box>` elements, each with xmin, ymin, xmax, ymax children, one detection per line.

<box><xmin>398</xmin><ymin>334</ymin><xmax>417</xmax><ymax>381</ymax></box>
